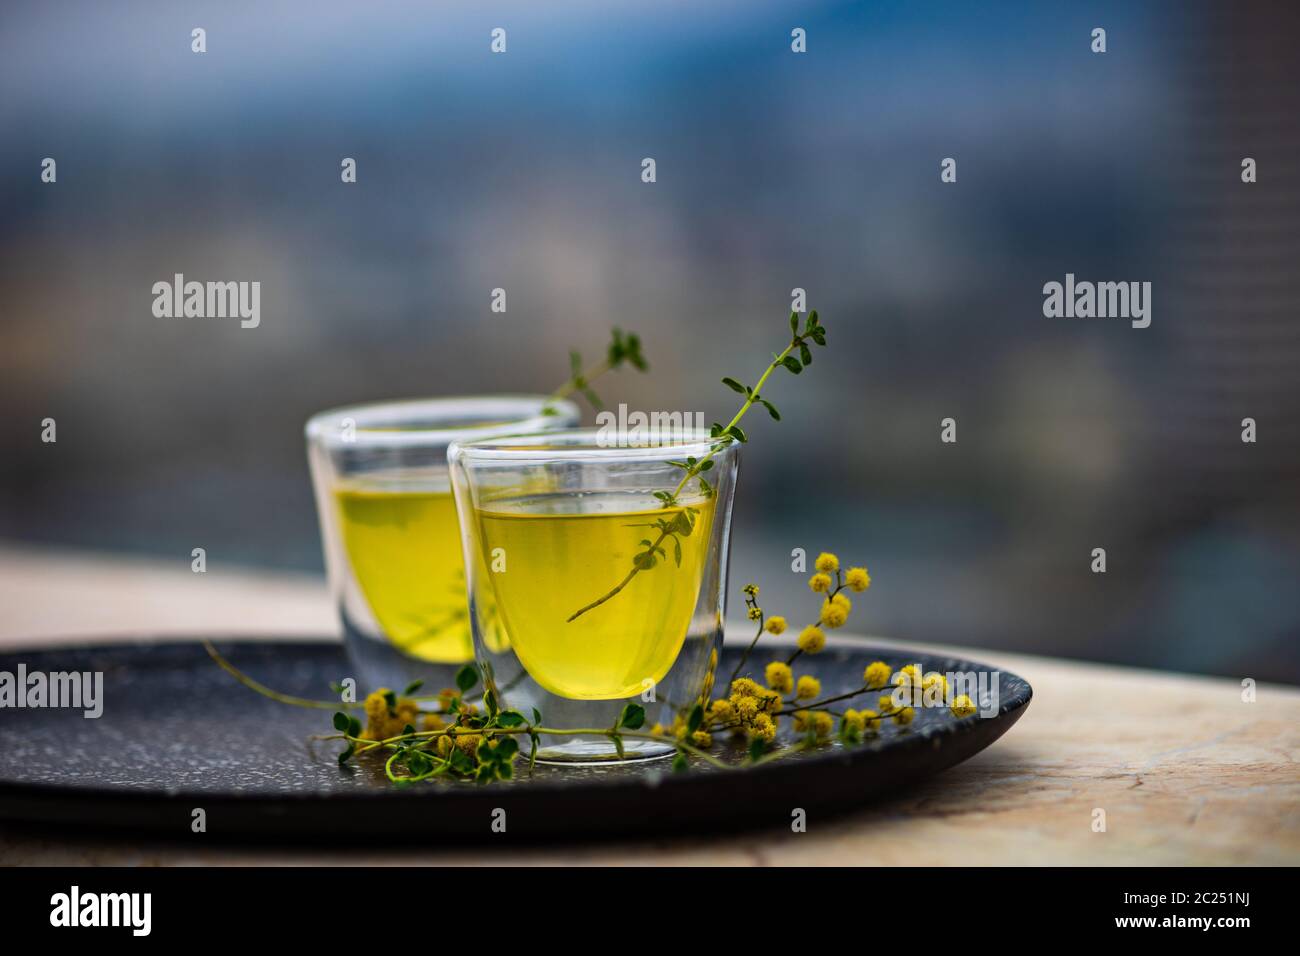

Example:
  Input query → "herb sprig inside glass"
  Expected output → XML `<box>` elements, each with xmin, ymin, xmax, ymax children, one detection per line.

<box><xmin>565</xmin><ymin>309</ymin><xmax>827</xmax><ymax>622</ymax></box>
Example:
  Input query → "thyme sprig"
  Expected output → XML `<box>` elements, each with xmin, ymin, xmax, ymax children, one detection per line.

<box><xmin>546</xmin><ymin>327</ymin><xmax>647</xmax><ymax>412</ymax></box>
<box><xmin>566</xmin><ymin>309</ymin><xmax>827</xmax><ymax>623</ymax></box>
<box><xmin>204</xmin><ymin>641</ymin><xmax>788</xmax><ymax>782</ymax></box>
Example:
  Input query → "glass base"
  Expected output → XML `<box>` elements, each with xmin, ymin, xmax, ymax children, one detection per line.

<box><xmin>534</xmin><ymin>736</ymin><xmax>675</xmax><ymax>766</ymax></box>
<box><xmin>343</xmin><ymin>614</ymin><xmax>472</xmax><ymax>697</ymax></box>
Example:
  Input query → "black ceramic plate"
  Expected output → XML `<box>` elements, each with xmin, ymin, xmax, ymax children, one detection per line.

<box><xmin>0</xmin><ymin>638</ymin><xmax>1030</xmax><ymax>841</ymax></box>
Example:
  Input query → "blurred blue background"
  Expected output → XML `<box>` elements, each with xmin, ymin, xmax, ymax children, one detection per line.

<box><xmin>2</xmin><ymin>1</ymin><xmax>1297</xmax><ymax>680</ymax></box>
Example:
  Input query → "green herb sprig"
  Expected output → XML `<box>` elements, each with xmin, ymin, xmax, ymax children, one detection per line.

<box><xmin>565</xmin><ymin>309</ymin><xmax>826</xmax><ymax>622</ymax></box>
<box><xmin>546</xmin><ymin>328</ymin><xmax>648</xmax><ymax>412</ymax></box>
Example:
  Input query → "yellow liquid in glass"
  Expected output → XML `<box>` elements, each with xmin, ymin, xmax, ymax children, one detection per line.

<box><xmin>475</xmin><ymin>492</ymin><xmax>714</xmax><ymax>700</ymax></box>
<box><xmin>335</xmin><ymin>480</ymin><xmax>474</xmax><ymax>663</ymax></box>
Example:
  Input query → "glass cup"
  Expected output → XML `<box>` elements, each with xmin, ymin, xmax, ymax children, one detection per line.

<box><xmin>305</xmin><ymin>395</ymin><xmax>580</xmax><ymax>695</ymax></box>
<box><xmin>448</xmin><ymin>428</ymin><xmax>740</xmax><ymax>763</ymax></box>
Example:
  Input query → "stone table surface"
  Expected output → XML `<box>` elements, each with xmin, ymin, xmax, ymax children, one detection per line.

<box><xmin>1</xmin><ymin>542</ymin><xmax>1296</xmax><ymax>866</ymax></box>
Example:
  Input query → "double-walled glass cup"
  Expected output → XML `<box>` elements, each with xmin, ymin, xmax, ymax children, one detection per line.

<box><xmin>448</xmin><ymin>428</ymin><xmax>740</xmax><ymax>763</ymax></box>
<box><xmin>306</xmin><ymin>396</ymin><xmax>580</xmax><ymax>695</ymax></box>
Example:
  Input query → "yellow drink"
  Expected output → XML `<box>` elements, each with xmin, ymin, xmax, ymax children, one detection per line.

<box><xmin>475</xmin><ymin>491</ymin><xmax>714</xmax><ymax>699</ymax></box>
<box><xmin>335</xmin><ymin>478</ymin><xmax>474</xmax><ymax>663</ymax></box>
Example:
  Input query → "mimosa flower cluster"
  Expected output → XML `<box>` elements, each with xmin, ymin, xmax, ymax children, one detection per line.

<box><xmin>650</xmin><ymin>552</ymin><xmax>980</xmax><ymax>754</ymax></box>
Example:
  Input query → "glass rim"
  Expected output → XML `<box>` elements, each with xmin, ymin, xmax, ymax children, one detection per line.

<box><xmin>304</xmin><ymin>394</ymin><xmax>579</xmax><ymax>448</ymax></box>
<box><xmin>448</xmin><ymin>426</ymin><xmax>737</xmax><ymax>463</ymax></box>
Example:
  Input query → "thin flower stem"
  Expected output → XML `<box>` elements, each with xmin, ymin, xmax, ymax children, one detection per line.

<box><xmin>204</xmin><ymin>640</ymin><xmax>361</xmax><ymax>711</ymax></box>
<box><xmin>784</xmin><ymin>576</ymin><xmax>845</xmax><ymax>665</ymax></box>
<box><xmin>772</xmin><ymin>684</ymin><xmax>887</xmax><ymax>716</ymax></box>
<box><xmin>729</xmin><ymin>603</ymin><xmax>766</xmax><ymax>687</ymax></box>
<box><xmin>205</xmin><ymin>640</ymin><xmax>449</xmax><ymax>711</ymax></box>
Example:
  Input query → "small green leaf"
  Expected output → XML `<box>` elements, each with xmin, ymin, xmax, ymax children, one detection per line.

<box><xmin>610</xmin><ymin>733</ymin><xmax>625</xmax><ymax>760</ymax></box>
<box><xmin>687</xmin><ymin>703</ymin><xmax>704</xmax><ymax>734</ymax></box>
<box><xmin>338</xmin><ymin>742</ymin><xmax>356</xmax><ymax>766</ymax></box>
<box><xmin>402</xmin><ymin>679</ymin><xmax>425</xmax><ymax>696</ymax></box>
<box><xmin>721</xmin><ymin>376</ymin><xmax>747</xmax><ymax>394</ymax></box>
<box><xmin>790</xmin><ymin>311</ymin><xmax>799</xmax><ymax>334</ymax></box>
<box><xmin>623</xmin><ymin>331</ymin><xmax>648</xmax><ymax>371</ymax></box>
<box><xmin>698</xmin><ymin>459</ymin><xmax>714</xmax><ymax>471</ymax></box>
<box><xmin>761</xmin><ymin>398</ymin><xmax>780</xmax><ymax>421</ymax></box>
<box><xmin>532</xmin><ymin>708</ymin><xmax>542</xmax><ymax>724</ymax></box>
<box><xmin>333</xmin><ymin>712</ymin><xmax>350</xmax><ymax>733</ymax></box>
<box><xmin>495</xmin><ymin>737</ymin><xmax>520</xmax><ymax>759</ymax></box>
<box><xmin>455</xmin><ymin>665</ymin><xmax>478</xmax><ymax>693</ymax></box>
<box><xmin>449</xmin><ymin>748</ymin><xmax>474</xmax><ymax>773</ymax></box>
<box><xmin>748</xmin><ymin>738</ymin><xmax>767</xmax><ymax>763</ymax></box>
<box><xmin>727</xmin><ymin>424</ymin><xmax>747</xmax><ymax>443</ymax></box>
<box><xmin>800</xmin><ymin>342</ymin><xmax>813</xmax><ymax>367</ymax></box>
<box><xmin>347</xmin><ymin>716</ymin><xmax>363</xmax><ymax>738</ymax></box>
<box><xmin>382</xmin><ymin>690</ymin><xmax>397</xmax><ymax>710</ymax></box>
<box><xmin>781</xmin><ymin>355</ymin><xmax>802</xmax><ymax>374</ymax></box>
<box><xmin>671</xmin><ymin>752</ymin><xmax>689</xmax><ymax>773</ymax></box>
<box><xmin>408</xmin><ymin>751</ymin><xmax>432</xmax><ymax>775</ymax></box>
<box><xmin>496</xmin><ymin>710</ymin><xmax>526</xmax><ymax>727</ymax></box>
<box><xmin>619</xmin><ymin>703</ymin><xmax>646</xmax><ymax>730</ymax></box>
